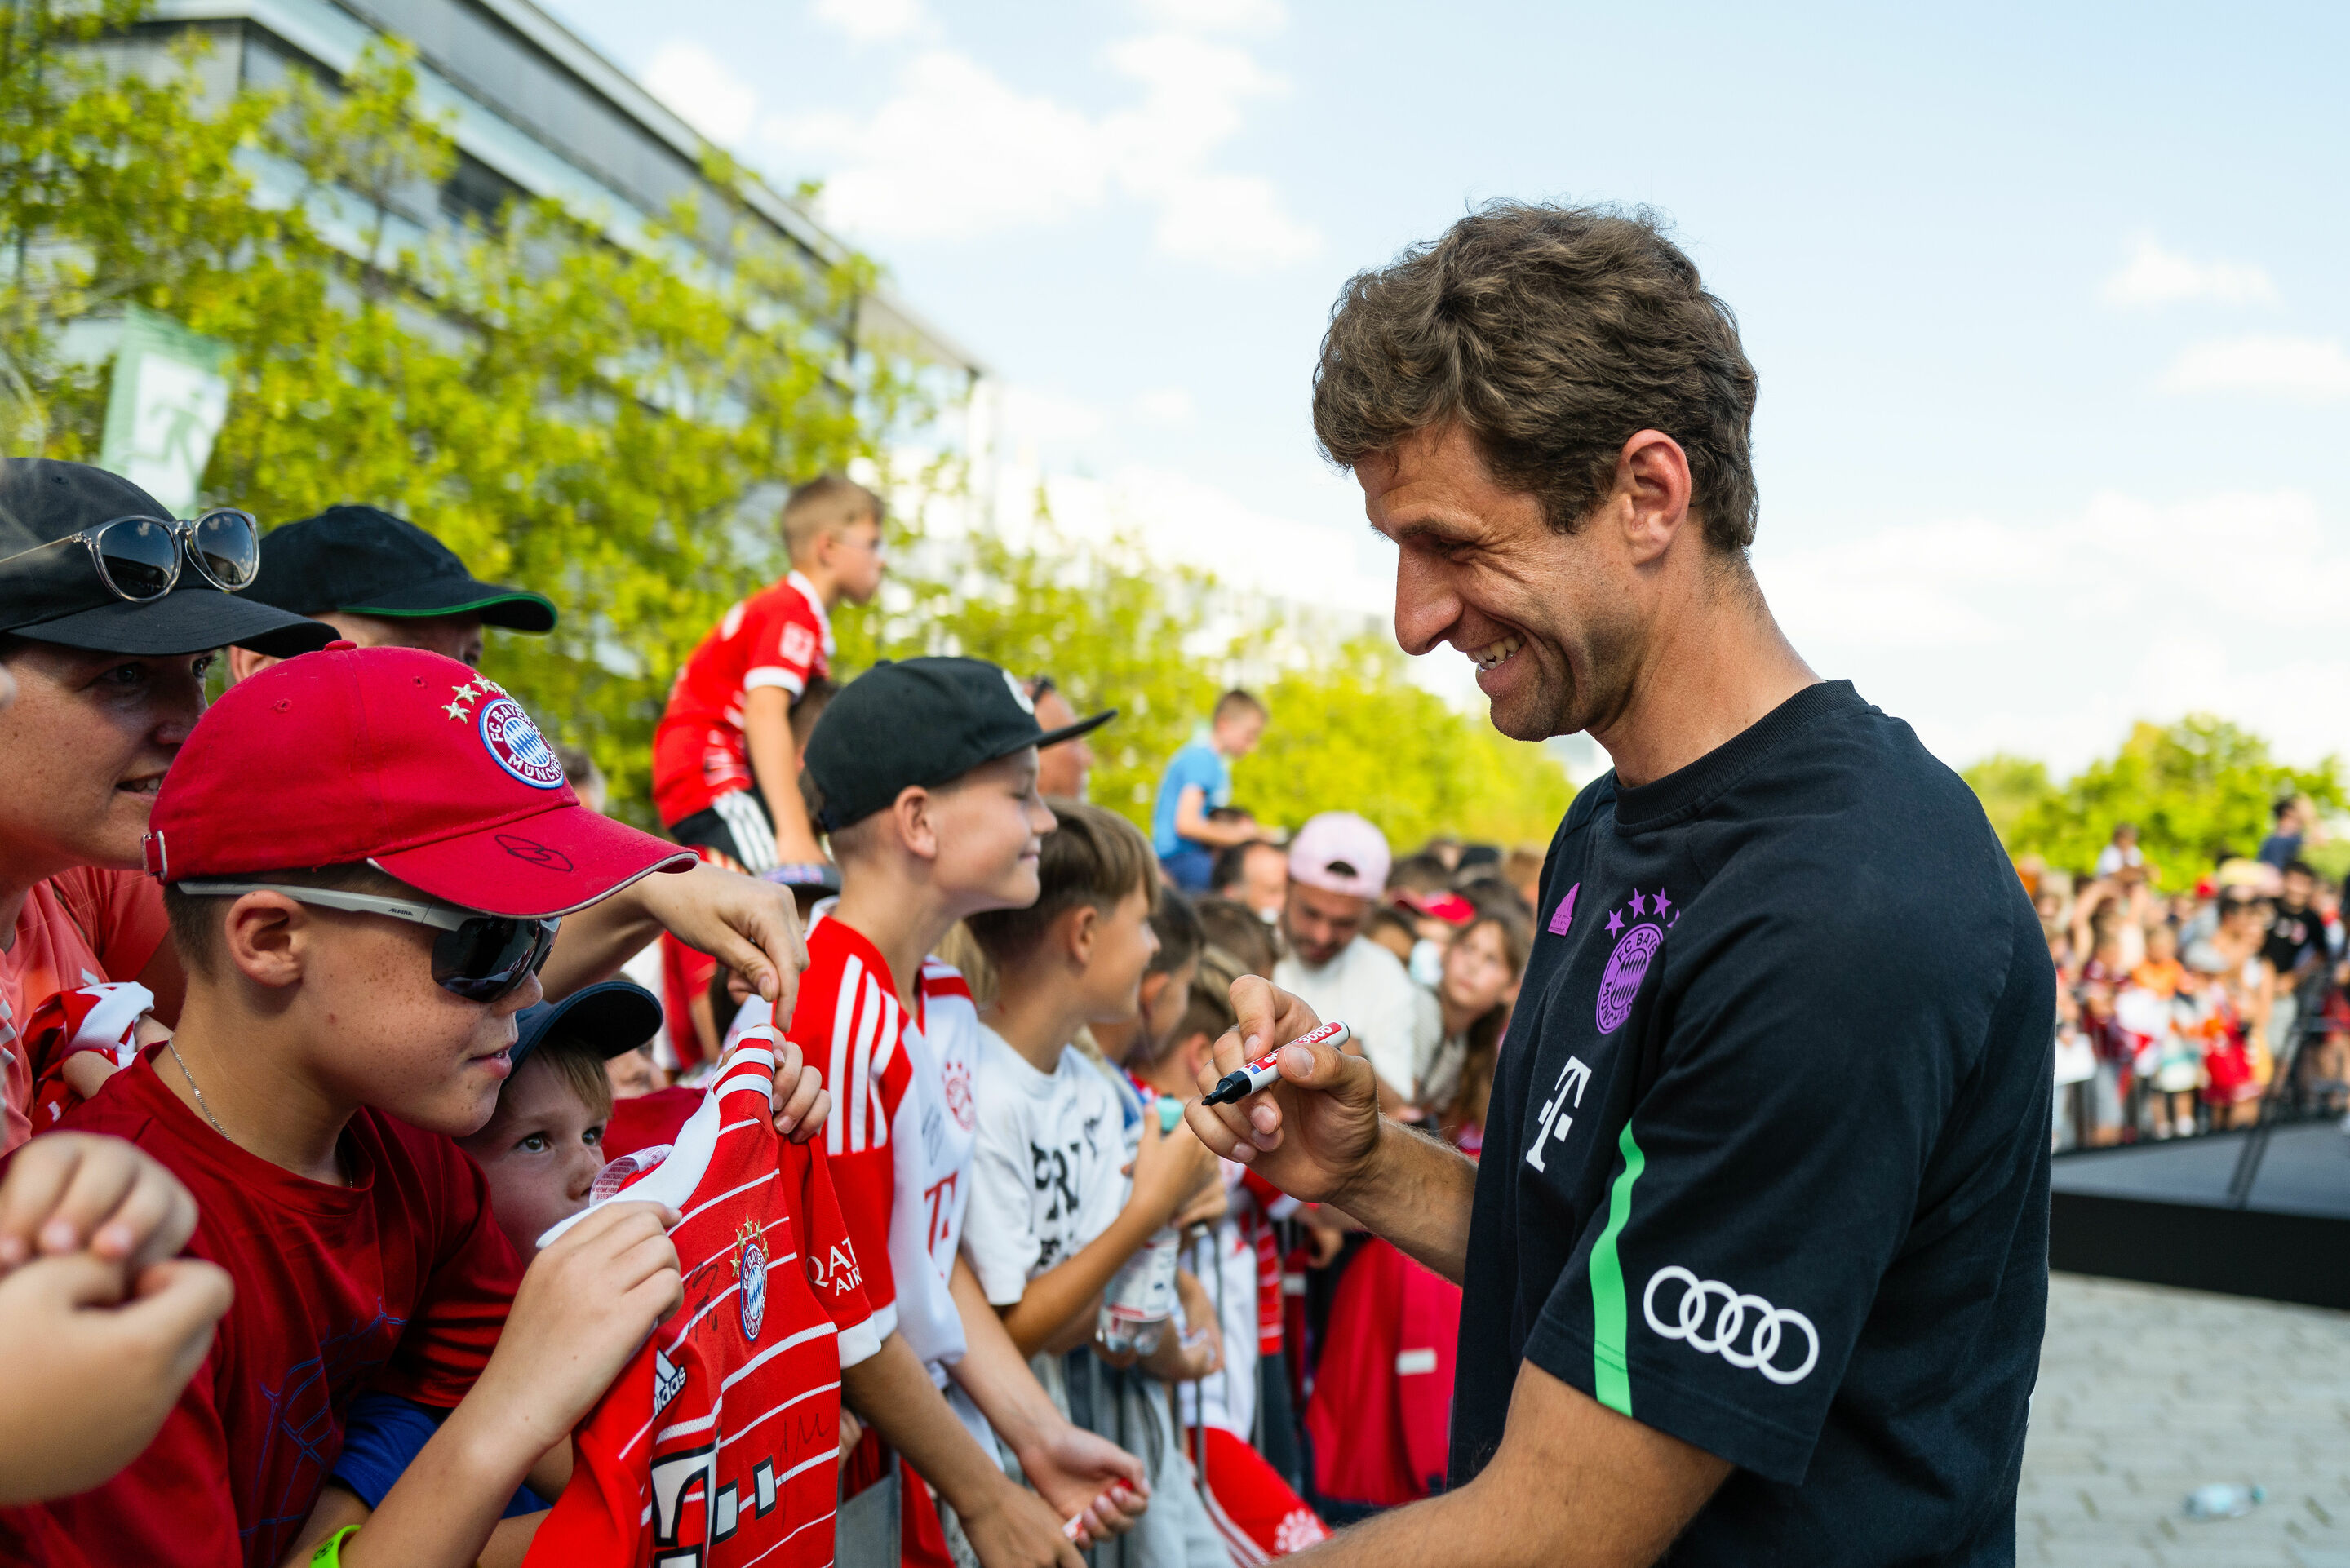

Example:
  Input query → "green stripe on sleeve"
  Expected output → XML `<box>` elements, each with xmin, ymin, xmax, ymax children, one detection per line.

<box><xmin>1588</xmin><ymin>1119</ymin><xmax>1647</xmax><ymax>1416</ymax></box>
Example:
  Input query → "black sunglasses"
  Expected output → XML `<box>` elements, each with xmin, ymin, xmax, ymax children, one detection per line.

<box><xmin>0</xmin><ymin>510</ymin><xmax>260</xmax><ymax>602</ymax></box>
<box><xmin>174</xmin><ymin>881</ymin><xmax>559</xmax><ymax>1003</ymax></box>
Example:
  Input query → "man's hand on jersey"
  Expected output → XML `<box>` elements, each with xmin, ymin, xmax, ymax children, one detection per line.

<box><xmin>1011</xmin><ymin>1421</ymin><xmax>1149</xmax><ymax>1545</ymax></box>
<box><xmin>0</xmin><ymin>1132</ymin><xmax>202</xmax><ymax>1277</ymax></box>
<box><xmin>958</xmin><ymin>1473</ymin><xmax>1088</xmax><ymax>1568</ymax></box>
<box><xmin>0</xmin><ymin>1251</ymin><xmax>232</xmax><ymax>1505</ymax></box>
<box><xmin>1185</xmin><ymin>977</ymin><xmax>1382</xmax><ymax>1207</ymax></box>
<box><xmin>476</xmin><ymin>1200</ymin><xmax>683</xmax><ymax>1460</ymax></box>
<box><xmin>635</xmin><ymin>862</ymin><xmax>809</xmax><ymax>1014</ymax></box>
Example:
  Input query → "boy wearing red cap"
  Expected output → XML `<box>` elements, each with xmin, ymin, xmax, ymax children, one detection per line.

<box><xmin>0</xmin><ymin>647</ymin><xmax>733</xmax><ymax>1567</ymax></box>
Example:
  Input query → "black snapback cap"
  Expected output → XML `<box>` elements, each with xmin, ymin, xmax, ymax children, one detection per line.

<box><xmin>248</xmin><ymin>505</ymin><xmax>556</xmax><ymax>632</ymax></box>
<box><xmin>0</xmin><ymin>458</ymin><xmax>336</xmax><ymax>658</ymax></box>
<box><xmin>804</xmin><ymin>656</ymin><xmax>1115</xmax><ymax>831</ymax></box>
<box><xmin>508</xmin><ymin>980</ymin><xmax>663</xmax><ymax>1075</ymax></box>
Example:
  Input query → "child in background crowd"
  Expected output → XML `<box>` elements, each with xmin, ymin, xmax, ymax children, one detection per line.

<box><xmin>1416</xmin><ymin>909</ymin><xmax>1532</xmax><ymax>1152</ymax></box>
<box><xmin>286</xmin><ymin>981</ymin><xmax>666</xmax><ymax>1566</ymax></box>
<box><xmin>964</xmin><ymin>801</ymin><xmax>1228</xmax><ymax>1568</ymax></box>
<box><xmin>1151</xmin><ymin>692</ymin><xmax>1268</xmax><ymax>892</ymax></box>
<box><xmin>11</xmin><ymin>646</ymin><xmax>702</xmax><ymax>1568</ymax></box>
<box><xmin>1193</xmin><ymin>896</ymin><xmax>1280</xmax><ymax>979</ymax></box>
<box><xmin>1133</xmin><ymin>953</ymin><xmax>1330</xmax><ymax>1563</ymax></box>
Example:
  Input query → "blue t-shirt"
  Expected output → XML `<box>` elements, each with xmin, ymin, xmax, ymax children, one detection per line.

<box><xmin>1151</xmin><ymin>741</ymin><xmax>1231</xmax><ymax>856</ymax></box>
<box><xmin>330</xmin><ymin>1390</ymin><xmax>552</xmax><ymax>1518</ymax></box>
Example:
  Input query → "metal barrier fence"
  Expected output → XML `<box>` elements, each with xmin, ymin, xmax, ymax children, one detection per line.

<box><xmin>2054</xmin><ymin>974</ymin><xmax>2345</xmax><ymax>1154</ymax></box>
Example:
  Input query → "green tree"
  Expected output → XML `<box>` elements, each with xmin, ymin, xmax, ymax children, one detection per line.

<box><xmin>1</xmin><ymin>8</ymin><xmax>911</xmax><ymax>822</ymax></box>
<box><xmin>836</xmin><ymin>511</ymin><xmax>1576</xmax><ymax>852</ymax></box>
<box><xmin>1959</xmin><ymin>753</ymin><xmax>2055</xmax><ymax>849</ymax></box>
<box><xmin>1972</xmin><ymin>716</ymin><xmax>2341</xmax><ymax>889</ymax></box>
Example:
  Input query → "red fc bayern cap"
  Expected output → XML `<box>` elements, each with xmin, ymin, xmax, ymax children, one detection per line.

<box><xmin>144</xmin><ymin>644</ymin><xmax>694</xmax><ymax>917</ymax></box>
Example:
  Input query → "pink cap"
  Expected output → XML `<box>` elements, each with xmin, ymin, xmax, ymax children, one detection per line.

<box><xmin>1288</xmin><ymin>812</ymin><xmax>1390</xmax><ymax>901</ymax></box>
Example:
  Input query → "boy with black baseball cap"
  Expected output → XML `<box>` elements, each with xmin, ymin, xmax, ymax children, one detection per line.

<box><xmin>0</xmin><ymin>458</ymin><xmax>333</xmax><ymax>1150</ymax></box>
<box><xmin>7</xmin><ymin>644</ymin><xmax>703</xmax><ymax>1567</ymax></box>
<box><xmin>725</xmin><ymin>657</ymin><xmax>1152</xmax><ymax>1560</ymax></box>
<box><xmin>228</xmin><ymin>503</ymin><xmax>556</xmax><ymax>680</ymax></box>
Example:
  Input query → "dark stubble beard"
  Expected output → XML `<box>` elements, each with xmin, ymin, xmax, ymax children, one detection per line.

<box><xmin>1490</xmin><ymin>596</ymin><xmax>1646</xmax><ymax>746</ymax></box>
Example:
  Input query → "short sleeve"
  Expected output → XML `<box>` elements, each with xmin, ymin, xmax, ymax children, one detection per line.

<box><xmin>379</xmin><ymin>1128</ymin><xmax>524</xmax><ymax>1410</ymax></box>
<box><xmin>962</xmin><ymin>1074</ymin><xmax>1044</xmax><ymax>1305</ymax></box>
<box><xmin>742</xmin><ymin>593</ymin><xmax>819</xmax><ymax>699</ymax></box>
<box><xmin>794</xmin><ymin>1141</ymin><xmax>881</xmax><ymax>1366</ymax></box>
<box><xmin>1522</xmin><ymin>912</ymin><xmax>2024</xmax><ymax>1484</ymax></box>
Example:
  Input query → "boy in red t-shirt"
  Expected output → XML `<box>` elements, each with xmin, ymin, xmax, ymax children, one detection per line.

<box><xmin>653</xmin><ymin>475</ymin><xmax>885</xmax><ymax>875</ymax></box>
<box><xmin>2</xmin><ymin>645</ymin><xmax>711</xmax><ymax>1568</ymax></box>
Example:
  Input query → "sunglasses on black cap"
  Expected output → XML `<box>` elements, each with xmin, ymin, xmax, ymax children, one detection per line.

<box><xmin>0</xmin><ymin>509</ymin><xmax>260</xmax><ymax>603</ymax></box>
<box><xmin>173</xmin><ymin>881</ymin><xmax>557</xmax><ymax>1003</ymax></box>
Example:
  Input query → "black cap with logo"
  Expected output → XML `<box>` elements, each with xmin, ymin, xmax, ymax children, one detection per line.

<box><xmin>0</xmin><ymin>459</ymin><xmax>335</xmax><ymax>657</ymax></box>
<box><xmin>804</xmin><ymin>656</ymin><xmax>1115</xmax><ymax>831</ymax></box>
<box><xmin>247</xmin><ymin>505</ymin><xmax>556</xmax><ymax>631</ymax></box>
<box><xmin>508</xmin><ymin>980</ymin><xmax>663</xmax><ymax>1074</ymax></box>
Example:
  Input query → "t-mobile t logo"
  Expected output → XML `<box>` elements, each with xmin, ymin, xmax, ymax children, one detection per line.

<box><xmin>1524</xmin><ymin>1056</ymin><xmax>1591</xmax><ymax>1173</ymax></box>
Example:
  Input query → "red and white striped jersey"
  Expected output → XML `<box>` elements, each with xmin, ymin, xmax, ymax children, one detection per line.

<box><xmin>523</xmin><ymin>1039</ymin><xmax>878</xmax><ymax>1568</ymax></box>
<box><xmin>650</xmin><ymin>572</ymin><xmax>832</xmax><ymax>826</ymax></box>
<box><xmin>732</xmin><ymin>913</ymin><xmax>981</xmax><ymax>1375</ymax></box>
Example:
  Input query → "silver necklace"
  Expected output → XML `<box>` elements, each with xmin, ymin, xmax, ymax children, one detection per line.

<box><xmin>165</xmin><ymin>1038</ymin><xmax>228</xmax><ymax>1137</ymax></box>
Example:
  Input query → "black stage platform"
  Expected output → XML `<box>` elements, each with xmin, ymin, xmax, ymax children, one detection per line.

<box><xmin>2049</xmin><ymin>1123</ymin><xmax>2350</xmax><ymax>1309</ymax></box>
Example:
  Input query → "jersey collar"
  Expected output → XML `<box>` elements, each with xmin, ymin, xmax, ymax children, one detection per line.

<box><xmin>787</xmin><ymin>569</ymin><xmax>836</xmax><ymax>659</ymax></box>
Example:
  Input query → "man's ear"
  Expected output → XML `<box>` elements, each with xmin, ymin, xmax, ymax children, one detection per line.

<box><xmin>219</xmin><ymin>892</ymin><xmax>309</xmax><ymax>990</ymax></box>
<box><xmin>1612</xmin><ymin>428</ymin><xmax>1695</xmax><ymax>568</ymax></box>
<box><xmin>224</xmin><ymin>646</ymin><xmax>277</xmax><ymax>687</ymax></box>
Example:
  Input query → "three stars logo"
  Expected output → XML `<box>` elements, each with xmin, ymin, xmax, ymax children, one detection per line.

<box><xmin>440</xmin><ymin>676</ymin><xmax>508</xmax><ymax>722</ymax></box>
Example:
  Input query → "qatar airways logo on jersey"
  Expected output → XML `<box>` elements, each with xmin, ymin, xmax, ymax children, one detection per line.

<box><xmin>809</xmin><ymin>1235</ymin><xmax>863</xmax><ymax>1297</ymax></box>
<box><xmin>941</xmin><ymin>1058</ymin><xmax>975</xmax><ymax>1131</ymax></box>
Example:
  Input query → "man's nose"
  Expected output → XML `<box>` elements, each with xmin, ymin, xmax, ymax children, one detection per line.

<box><xmin>1390</xmin><ymin>550</ymin><xmax>1456</xmax><ymax>658</ymax></box>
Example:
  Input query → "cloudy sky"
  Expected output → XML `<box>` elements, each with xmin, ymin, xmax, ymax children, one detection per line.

<box><xmin>545</xmin><ymin>0</ymin><xmax>2350</xmax><ymax>777</ymax></box>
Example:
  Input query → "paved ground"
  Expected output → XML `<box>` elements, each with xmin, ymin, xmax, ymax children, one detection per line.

<box><xmin>2024</xmin><ymin>1273</ymin><xmax>2350</xmax><ymax>1566</ymax></box>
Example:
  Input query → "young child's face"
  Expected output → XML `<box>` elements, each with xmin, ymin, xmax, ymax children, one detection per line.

<box><xmin>607</xmin><ymin>1042</ymin><xmax>660</xmax><ymax>1099</ymax></box>
<box><xmin>1081</xmin><ymin>888</ymin><xmax>1161</xmax><ymax>1025</ymax></box>
<box><xmin>1441</xmin><ymin>920</ymin><xmax>1519</xmax><ymax>1016</ymax></box>
<box><xmin>2146</xmin><ymin>927</ymin><xmax>2178</xmax><ymax>963</ymax></box>
<box><xmin>823</xmin><ymin>514</ymin><xmax>887</xmax><ymax>605</ymax></box>
<box><xmin>1139</xmin><ymin>955</ymin><xmax>1199</xmax><ymax>1054</ymax></box>
<box><xmin>295</xmin><ymin>910</ymin><xmax>540</xmax><ymax>1137</ymax></box>
<box><xmin>932</xmin><ymin>751</ymin><xmax>1058</xmax><ymax>916</ymax></box>
<box><xmin>456</xmin><ymin>1052</ymin><xmax>607</xmax><ymax>1263</ymax></box>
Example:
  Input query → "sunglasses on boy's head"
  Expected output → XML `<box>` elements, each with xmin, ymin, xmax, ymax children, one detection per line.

<box><xmin>0</xmin><ymin>510</ymin><xmax>261</xmax><ymax>602</ymax></box>
<box><xmin>174</xmin><ymin>881</ymin><xmax>558</xmax><ymax>1003</ymax></box>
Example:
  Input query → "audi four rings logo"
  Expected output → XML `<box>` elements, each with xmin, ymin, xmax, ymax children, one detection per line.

<box><xmin>1643</xmin><ymin>1265</ymin><xmax>1819</xmax><ymax>1386</ymax></box>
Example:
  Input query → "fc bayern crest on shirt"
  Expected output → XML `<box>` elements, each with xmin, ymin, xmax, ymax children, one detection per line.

<box><xmin>478</xmin><ymin>693</ymin><xmax>565</xmax><ymax>789</ymax></box>
<box><xmin>1596</xmin><ymin>888</ymin><xmax>1677</xmax><ymax>1034</ymax></box>
<box><xmin>734</xmin><ymin>1218</ymin><xmax>768</xmax><ymax>1341</ymax></box>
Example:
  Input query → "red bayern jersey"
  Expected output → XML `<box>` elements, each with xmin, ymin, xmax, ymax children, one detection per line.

<box><xmin>525</xmin><ymin>1037</ymin><xmax>878</xmax><ymax>1568</ymax></box>
<box><xmin>651</xmin><ymin>572</ymin><xmax>833</xmax><ymax>826</ymax></box>
<box><xmin>0</xmin><ymin>1055</ymin><xmax>521</xmax><ymax>1568</ymax></box>
<box><xmin>736</xmin><ymin>913</ymin><xmax>980</xmax><ymax>1371</ymax></box>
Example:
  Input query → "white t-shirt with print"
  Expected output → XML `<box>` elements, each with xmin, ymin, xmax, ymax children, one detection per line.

<box><xmin>1276</xmin><ymin>935</ymin><xmax>1441</xmax><ymax>1101</ymax></box>
<box><xmin>963</xmin><ymin>1025</ymin><xmax>1128</xmax><ymax>1307</ymax></box>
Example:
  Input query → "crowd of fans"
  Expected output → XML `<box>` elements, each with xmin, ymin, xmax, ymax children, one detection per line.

<box><xmin>0</xmin><ymin>463</ymin><xmax>1547</xmax><ymax>1568</ymax></box>
<box><xmin>2028</xmin><ymin>800</ymin><xmax>2350</xmax><ymax>1149</ymax></box>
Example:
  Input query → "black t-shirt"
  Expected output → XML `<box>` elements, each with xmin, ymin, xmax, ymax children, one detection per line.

<box><xmin>2262</xmin><ymin>903</ymin><xmax>2324</xmax><ymax>978</ymax></box>
<box><xmin>1453</xmin><ymin>681</ymin><xmax>2052</xmax><ymax>1565</ymax></box>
